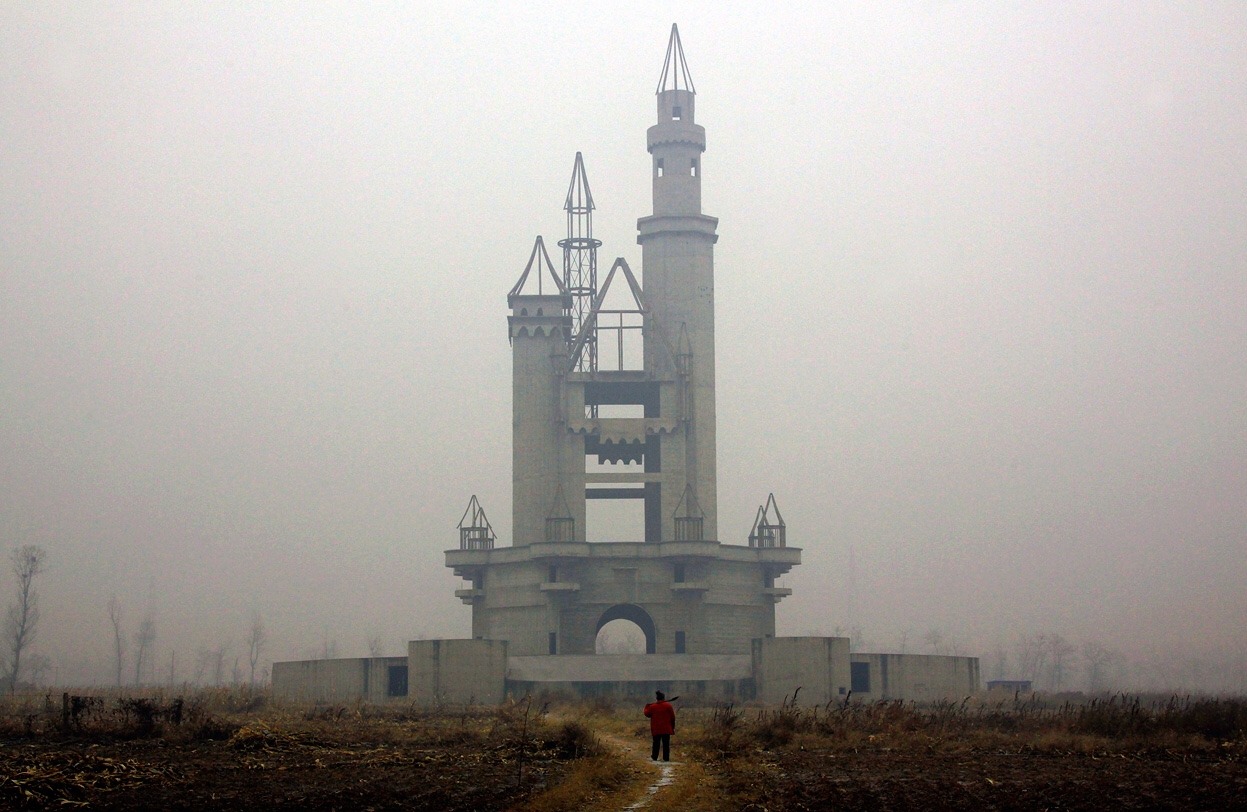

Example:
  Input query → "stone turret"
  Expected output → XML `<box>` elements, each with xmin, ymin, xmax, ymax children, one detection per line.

<box><xmin>508</xmin><ymin>237</ymin><xmax>577</xmax><ymax>545</ymax></box>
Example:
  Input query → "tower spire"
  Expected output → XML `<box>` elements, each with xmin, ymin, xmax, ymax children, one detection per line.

<box><xmin>656</xmin><ymin>23</ymin><xmax>695</xmax><ymax>95</ymax></box>
<box><xmin>559</xmin><ymin>152</ymin><xmax>602</xmax><ymax>372</ymax></box>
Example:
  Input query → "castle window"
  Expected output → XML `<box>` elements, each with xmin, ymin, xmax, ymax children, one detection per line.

<box><xmin>672</xmin><ymin>106</ymin><xmax>682</xmax><ymax>121</ymax></box>
<box><xmin>656</xmin><ymin>158</ymin><xmax>664</xmax><ymax>177</ymax></box>
<box><xmin>691</xmin><ymin>159</ymin><xmax>698</xmax><ymax>177</ymax></box>
<box><xmin>548</xmin><ymin>565</ymin><xmax>558</xmax><ymax>583</ymax></box>
<box><xmin>673</xmin><ymin>563</ymin><xmax>685</xmax><ymax>583</ymax></box>
<box><xmin>548</xmin><ymin>632</ymin><xmax>558</xmax><ymax>655</ymax></box>
<box><xmin>387</xmin><ymin>665</ymin><xmax>408</xmax><ymax>697</ymax></box>
<box><xmin>851</xmin><ymin>662</ymin><xmax>871</xmax><ymax>693</ymax></box>
<box><xmin>674</xmin><ymin>631</ymin><xmax>686</xmax><ymax>653</ymax></box>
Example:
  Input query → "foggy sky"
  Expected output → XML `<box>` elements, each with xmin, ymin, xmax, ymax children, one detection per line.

<box><xmin>2</xmin><ymin>3</ymin><xmax>1244</xmax><ymax>688</ymax></box>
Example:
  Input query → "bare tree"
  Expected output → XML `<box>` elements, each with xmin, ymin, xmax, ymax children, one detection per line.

<box><xmin>1082</xmin><ymin>641</ymin><xmax>1124</xmax><ymax>693</ymax></box>
<box><xmin>5</xmin><ymin>545</ymin><xmax>47</xmax><ymax>691</ymax></box>
<box><xmin>990</xmin><ymin>639</ymin><xmax>1009</xmax><ymax>680</ymax></box>
<box><xmin>133</xmin><ymin>613</ymin><xmax>156</xmax><ymax>685</ymax></box>
<box><xmin>26</xmin><ymin>653</ymin><xmax>51</xmax><ymax>687</ymax></box>
<box><xmin>195</xmin><ymin>644</ymin><xmax>229</xmax><ymax>686</ymax></box>
<box><xmin>192</xmin><ymin>649</ymin><xmax>210</xmax><ymax>685</ymax></box>
<box><xmin>367</xmin><ymin>635</ymin><xmax>385</xmax><ymax>658</ymax></box>
<box><xmin>107</xmin><ymin>596</ymin><xmax>126</xmax><ymax>687</ymax></box>
<box><xmin>246</xmin><ymin>615</ymin><xmax>267</xmax><ymax>686</ymax></box>
<box><xmin>213</xmin><ymin>646</ymin><xmax>228</xmax><ymax>685</ymax></box>
<box><xmin>922</xmin><ymin>628</ymin><xmax>945</xmax><ymax>655</ymax></box>
<box><xmin>1015</xmin><ymin>632</ymin><xmax>1050</xmax><ymax>685</ymax></box>
<box><xmin>1046</xmin><ymin>633</ymin><xmax>1077</xmax><ymax>691</ymax></box>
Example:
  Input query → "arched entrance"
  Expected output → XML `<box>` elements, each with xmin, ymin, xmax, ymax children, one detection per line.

<box><xmin>594</xmin><ymin>603</ymin><xmax>656</xmax><ymax>654</ymax></box>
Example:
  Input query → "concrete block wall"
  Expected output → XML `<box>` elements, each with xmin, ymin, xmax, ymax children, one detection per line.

<box><xmin>849</xmin><ymin>653</ymin><xmax>981</xmax><ymax>701</ymax></box>
<box><xmin>272</xmin><ymin>656</ymin><xmax>407</xmax><ymax>703</ymax></box>
<box><xmin>752</xmin><ymin>636</ymin><xmax>852</xmax><ymax>705</ymax></box>
<box><xmin>408</xmin><ymin>639</ymin><xmax>507</xmax><ymax>705</ymax></box>
<box><xmin>506</xmin><ymin>652</ymin><xmax>753</xmax><ymax>703</ymax></box>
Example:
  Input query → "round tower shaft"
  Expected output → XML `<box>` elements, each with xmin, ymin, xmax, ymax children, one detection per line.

<box><xmin>639</xmin><ymin>23</ymin><xmax>720</xmax><ymax>540</ymax></box>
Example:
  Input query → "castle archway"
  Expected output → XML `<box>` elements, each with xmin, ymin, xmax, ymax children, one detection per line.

<box><xmin>594</xmin><ymin>603</ymin><xmax>656</xmax><ymax>654</ymax></box>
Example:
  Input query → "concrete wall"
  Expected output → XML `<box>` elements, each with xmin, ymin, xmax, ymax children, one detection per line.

<box><xmin>272</xmin><ymin>656</ymin><xmax>407</xmax><ymax>703</ymax></box>
<box><xmin>506</xmin><ymin>652</ymin><xmax>752</xmax><ymax>702</ymax></box>
<box><xmin>753</xmin><ymin>636</ymin><xmax>852</xmax><ymax>705</ymax></box>
<box><xmin>507</xmin><ymin>677</ymin><xmax>753</xmax><ymax>703</ymax></box>
<box><xmin>408</xmin><ymin>639</ymin><xmax>507</xmax><ymax>705</ymax></box>
<box><xmin>508</xmin><ymin>653</ymin><xmax>751</xmax><ymax>682</ymax></box>
<box><xmin>849</xmin><ymin>653</ymin><xmax>981</xmax><ymax>701</ymax></box>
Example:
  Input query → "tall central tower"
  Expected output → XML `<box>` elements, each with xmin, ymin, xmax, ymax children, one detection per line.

<box><xmin>639</xmin><ymin>25</ymin><xmax>719</xmax><ymax>539</ymax></box>
<box><xmin>448</xmin><ymin>25</ymin><xmax>798</xmax><ymax>660</ymax></box>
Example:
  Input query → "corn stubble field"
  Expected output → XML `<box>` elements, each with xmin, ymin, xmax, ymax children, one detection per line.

<box><xmin>1</xmin><ymin>689</ymin><xmax>1244</xmax><ymax>810</ymax></box>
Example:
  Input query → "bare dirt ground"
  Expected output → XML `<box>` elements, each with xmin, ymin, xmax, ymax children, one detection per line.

<box><xmin>1</xmin><ymin>730</ymin><xmax>583</xmax><ymax>810</ymax></box>
<box><xmin>713</xmin><ymin>743</ymin><xmax>1247</xmax><ymax>811</ymax></box>
<box><xmin>0</xmin><ymin>697</ymin><xmax>582</xmax><ymax>810</ymax></box>
<box><xmin>697</xmin><ymin>696</ymin><xmax>1247</xmax><ymax>811</ymax></box>
<box><xmin>1</xmin><ymin>693</ymin><xmax>1244</xmax><ymax>810</ymax></box>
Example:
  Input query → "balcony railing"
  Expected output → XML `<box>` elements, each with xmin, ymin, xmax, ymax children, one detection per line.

<box><xmin>545</xmin><ymin>517</ymin><xmax>575</xmax><ymax>543</ymax></box>
<box><xmin>748</xmin><ymin>523</ymin><xmax>785</xmax><ymax>548</ymax></box>
<box><xmin>674</xmin><ymin>516</ymin><xmax>704</xmax><ymax>542</ymax></box>
<box><xmin>459</xmin><ymin>526</ymin><xmax>494</xmax><ymax>550</ymax></box>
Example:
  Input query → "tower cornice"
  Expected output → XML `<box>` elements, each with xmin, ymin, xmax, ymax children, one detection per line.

<box><xmin>636</xmin><ymin>214</ymin><xmax>719</xmax><ymax>244</ymax></box>
<box><xmin>647</xmin><ymin>122</ymin><xmax>706</xmax><ymax>153</ymax></box>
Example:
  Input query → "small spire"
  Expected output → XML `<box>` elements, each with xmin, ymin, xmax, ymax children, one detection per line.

<box><xmin>508</xmin><ymin>236</ymin><xmax>566</xmax><ymax>300</ymax></box>
<box><xmin>656</xmin><ymin>23</ymin><xmax>695</xmax><ymax>95</ymax></box>
<box><xmin>564</xmin><ymin>152</ymin><xmax>595</xmax><ymax>214</ymax></box>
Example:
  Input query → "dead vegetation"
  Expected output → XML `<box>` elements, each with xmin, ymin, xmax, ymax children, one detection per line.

<box><xmin>691</xmin><ymin>692</ymin><xmax>1247</xmax><ymax>810</ymax></box>
<box><xmin>0</xmin><ymin>690</ymin><xmax>595</xmax><ymax>810</ymax></box>
<box><xmin>0</xmin><ymin>690</ymin><xmax>1243</xmax><ymax>809</ymax></box>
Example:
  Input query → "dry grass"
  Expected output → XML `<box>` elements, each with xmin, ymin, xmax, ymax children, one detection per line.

<box><xmin>648</xmin><ymin>758</ymin><xmax>728</xmax><ymax>811</ymax></box>
<box><xmin>691</xmin><ymin>692</ymin><xmax>1247</xmax><ymax>759</ymax></box>
<box><xmin>515</xmin><ymin>754</ymin><xmax>640</xmax><ymax>812</ymax></box>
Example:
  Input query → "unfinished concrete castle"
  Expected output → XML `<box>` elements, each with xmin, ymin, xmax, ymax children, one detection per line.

<box><xmin>274</xmin><ymin>26</ymin><xmax>980</xmax><ymax>704</ymax></box>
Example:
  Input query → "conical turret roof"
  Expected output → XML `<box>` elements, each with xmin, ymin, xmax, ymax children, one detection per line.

<box><xmin>564</xmin><ymin>151</ymin><xmax>595</xmax><ymax>214</ymax></box>
<box><xmin>508</xmin><ymin>236</ymin><xmax>566</xmax><ymax>300</ymax></box>
<box><xmin>656</xmin><ymin>23</ymin><xmax>695</xmax><ymax>94</ymax></box>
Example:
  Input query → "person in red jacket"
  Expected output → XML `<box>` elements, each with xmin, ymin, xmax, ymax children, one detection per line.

<box><xmin>643</xmin><ymin>690</ymin><xmax>676</xmax><ymax>761</ymax></box>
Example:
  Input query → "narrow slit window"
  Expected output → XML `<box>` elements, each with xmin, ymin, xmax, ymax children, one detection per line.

<box><xmin>548</xmin><ymin>632</ymin><xmax>558</xmax><ymax>655</ymax></box>
<box><xmin>656</xmin><ymin>158</ymin><xmax>664</xmax><ymax>177</ymax></box>
<box><xmin>672</xmin><ymin>106</ymin><xmax>682</xmax><ymax>121</ymax></box>
<box><xmin>675</xmin><ymin>631</ymin><xmax>686</xmax><ymax>654</ymax></box>
<box><xmin>691</xmin><ymin>159</ymin><xmax>698</xmax><ymax>177</ymax></box>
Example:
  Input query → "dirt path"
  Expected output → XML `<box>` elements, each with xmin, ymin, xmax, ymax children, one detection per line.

<box><xmin>594</xmin><ymin>729</ymin><xmax>677</xmax><ymax>811</ymax></box>
<box><xmin>533</xmin><ymin>713</ymin><xmax>685</xmax><ymax>811</ymax></box>
<box><xmin>621</xmin><ymin>760</ymin><xmax>675</xmax><ymax>810</ymax></box>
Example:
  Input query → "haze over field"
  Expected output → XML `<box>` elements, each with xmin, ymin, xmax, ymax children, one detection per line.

<box><xmin>2</xmin><ymin>3</ymin><xmax>1244</xmax><ymax>689</ymax></box>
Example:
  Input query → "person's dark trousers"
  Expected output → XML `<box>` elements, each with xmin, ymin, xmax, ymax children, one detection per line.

<box><xmin>651</xmin><ymin>734</ymin><xmax>670</xmax><ymax>761</ymax></box>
